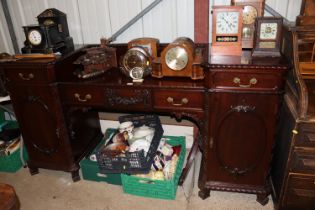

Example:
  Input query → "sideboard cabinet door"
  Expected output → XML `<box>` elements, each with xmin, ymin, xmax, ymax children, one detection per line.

<box><xmin>200</xmin><ymin>92</ymin><xmax>279</xmax><ymax>201</ymax></box>
<box><xmin>8</xmin><ymin>84</ymin><xmax>73</xmax><ymax>171</ymax></box>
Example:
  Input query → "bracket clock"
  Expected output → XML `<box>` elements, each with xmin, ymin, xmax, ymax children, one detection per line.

<box><xmin>252</xmin><ymin>17</ymin><xmax>283</xmax><ymax>57</ymax></box>
<box><xmin>22</xmin><ymin>8</ymin><xmax>74</xmax><ymax>54</ymax></box>
<box><xmin>232</xmin><ymin>0</ymin><xmax>265</xmax><ymax>49</ymax></box>
<box><xmin>151</xmin><ymin>37</ymin><xmax>204</xmax><ymax>80</ymax></box>
<box><xmin>211</xmin><ymin>6</ymin><xmax>243</xmax><ymax>56</ymax></box>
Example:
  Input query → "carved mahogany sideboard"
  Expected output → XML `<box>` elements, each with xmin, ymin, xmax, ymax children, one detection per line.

<box><xmin>199</xmin><ymin>53</ymin><xmax>288</xmax><ymax>205</ymax></box>
<box><xmin>0</xmin><ymin>45</ymin><xmax>288</xmax><ymax>204</ymax></box>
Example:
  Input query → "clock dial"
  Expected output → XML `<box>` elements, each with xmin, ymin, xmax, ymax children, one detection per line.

<box><xmin>122</xmin><ymin>48</ymin><xmax>150</xmax><ymax>71</ymax></box>
<box><xmin>216</xmin><ymin>11</ymin><xmax>239</xmax><ymax>34</ymax></box>
<box><xmin>28</xmin><ymin>30</ymin><xmax>42</xmax><ymax>46</ymax></box>
<box><xmin>243</xmin><ymin>5</ymin><xmax>258</xmax><ymax>24</ymax></box>
<box><xmin>165</xmin><ymin>46</ymin><xmax>188</xmax><ymax>71</ymax></box>
<box><xmin>260</xmin><ymin>23</ymin><xmax>278</xmax><ymax>40</ymax></box>
<box><xmin>129</xmin><ymin>67</ymin><xmax>144</xmax><ymax>80</ymax></box>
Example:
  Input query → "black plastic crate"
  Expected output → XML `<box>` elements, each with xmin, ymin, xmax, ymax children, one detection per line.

<box><xmin>96</xmin><ymin>114</ymin><xmax>163</xmax><ymax>174</ymax></box>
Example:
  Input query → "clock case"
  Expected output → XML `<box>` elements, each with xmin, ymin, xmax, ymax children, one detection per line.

<box><xmin>211</xmin><ymin>6</ymin><xmax>243</xmax><ymax>56</ymax></box>
<box><xmin>232</xmin><ymin>0</ymin><xmax>265</xmax><ymax>49</ymax></box>
<box><xmin>252</xmin><ymin>17</ymin><xmax>283</xmax><ymax>57</ymax></box>
<box><xmin>296</xmin><ymin>0</ymin><xmax>315</xmax><ymax>26</ymax></box>
<box><xmin>120</xmin><ymin>38</ymin><xmax>159</xmax><ymax>78</ymax></box>
<box><xmin>151</xmin><ymin>37</ymin><xmax>204</xmax><ymax>80</ymax></box>
<box><xmin>22</xmin><ymin>8</ymin><xmax>74</xmax><ymax>54</ymax></box>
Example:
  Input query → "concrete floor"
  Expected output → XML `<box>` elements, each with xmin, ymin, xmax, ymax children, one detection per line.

<box><xmin>0</xmin><ymin>120</ymin><xmax>275</xmax><ymax>210</ymax></box>
<box><xmin>0</xmin><ymin>152</ymin><xmax>274</xmax><ymax>210</ymax></box>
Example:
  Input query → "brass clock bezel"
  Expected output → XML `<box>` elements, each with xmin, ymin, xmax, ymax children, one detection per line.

<box><xmin>121</xmin><ymin>46</ymin><xmax>151</xmax><ymax>78</ymax></box>
<box><xmin>164</xmin><ymin>46</ymin><xmax>189</xmax><ymax>71</ymax></box>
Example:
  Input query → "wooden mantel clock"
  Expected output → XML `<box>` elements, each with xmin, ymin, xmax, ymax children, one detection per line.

<box><xmin>252</xmin><ymin>17</ymin><xmax>283</xmax><ymax>57</ymax></box>
<box><xmin>211</xmin><ymin>6</ymin><xmax>243</xmax><ymax>56</ymax></box>
<box><xmin>232</xmin><ymin>0</ymin><xmax>265</xmax><ymax>49</ymax></box>
<box><xmin>151</xmin><ymin>37</ymin><xmax>204</xmax><ymax>80</ymax></box>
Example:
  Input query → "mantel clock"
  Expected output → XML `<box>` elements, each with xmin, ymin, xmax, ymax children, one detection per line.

<box><xmin>252</xmin><ymin>17</ymin><xmax>283</xmax><ymax>57</ymax></box>
<box><xmin>232</xmin><ymin>0</ymin><xmax>265</xmax><ymax>49</ymax></box>
<box><xmin>151</xmin><ymin>37</ymin><xmax>204</xmax><ymax>80</ymax></box>
<box><xmin>211</xmin><ymin>6</ymin><xmax>243</xmax><ymax>56</ymax></box>
<box><xmin>120</xmin><ymin>38</ymin><xmax>159</xmax><ymax>79</ymax></box>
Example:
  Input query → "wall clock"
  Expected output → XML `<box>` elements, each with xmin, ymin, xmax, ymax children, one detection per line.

<box><xmin>151</xmin><ymin>37</ymin><xmax>204</xmax><ymax>80</ymax></box>
<box><xmin>232</xmin><ymin>0</ymin><xmax>265</xmax><ymax>49</ymax></box>
<box><xmin>252</xmin><ymin>17</ymin><xmax>283</xmax><ymax>57</ymax></box>
<box><xmin>211</xmin><ymin>6</ymin><xmax>243</xmax><ymax>56</ymax></box>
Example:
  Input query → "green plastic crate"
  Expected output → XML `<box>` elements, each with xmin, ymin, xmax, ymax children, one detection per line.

<box><xmin>0</xmin><ymin>109</ymin><xmax>26</xmax><ymax>173</ymax></box>
<box><xmin>80</xmin><ymin>129</ymin><xmax>121</xmax><ymax>185</ymax></box>
<box><xmin>0</xmin><ymin>143</ymin><xmax>28</xmax><ymax>173</ymax></box>
<box><xmin>121</xmin><ymin>136</ymin><xmax>186</xmax><ymax>200</ymax></box>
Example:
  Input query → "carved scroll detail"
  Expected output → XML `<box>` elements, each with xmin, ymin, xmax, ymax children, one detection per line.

<box><xmin>105</xmin><ymin>88</ymin><xmax>151</xmax><ymax>106</ymax></box>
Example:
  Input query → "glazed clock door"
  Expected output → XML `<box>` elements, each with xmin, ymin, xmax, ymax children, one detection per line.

<box><xmin>208</xmin><ymin>92</ymin><xmax>279</xmax><ymax>186</ymax></box>
<box><xmin>8</xmin><ymin>84</ymin><xmax>73</xmax><ymax>171</ymax></box>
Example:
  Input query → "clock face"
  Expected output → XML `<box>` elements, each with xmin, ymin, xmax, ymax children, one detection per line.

<box><xmin>243</xmin><ymin>6</ymin><xmax>258</xmax><ymax>24</ymax></box>
<box><xmin>165</xmin><ymin>46</ymin><xmax>188</xmax><ymax>71</ymax></box>
<box><xmin>129</xmin><ymin>67</ymin><xmax>144</xmax><ymax>80</ymax></box>
<box><xmin>28</xmin><ymin>30</ymin><xmax>42</xmax><ymax>46</ymax></box>
<box><xmin>122</xmin><ymin>48</ymin><xmax>150</xmax><ymax>71</ymax></box>
<box><xmin>260</xmin><ymin>23</ymin><xmax>278</xmax><ymax>40</ymax></box>
<box><xmin>216</xmin><ymin>11</ymin><xmax>239</xmax><ymax>34</ymax></box>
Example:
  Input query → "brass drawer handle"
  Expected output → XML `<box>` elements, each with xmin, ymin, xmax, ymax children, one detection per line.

<box><xmin>292</xmin><ymin>129</ymin><xmax>298</xmax><ymax>135</ymax></box>
<box><xmin>233</xmin><ymin>77</ymin><xmax>257</xmax><ymax>88</ymax></box>
<box><xmin>166</xmin><ymin>97</ymin><xmax>189</xmax><ymax>106</ymax></box>
<box><xmin>74</xmin><ymin>93</ymin><xmax>92</xmax><ymax>102</ymax></box>
<box><xmin>18</xmin><ymin>73</ymin><xmax>34</xmax><ymax>80</ymax></box>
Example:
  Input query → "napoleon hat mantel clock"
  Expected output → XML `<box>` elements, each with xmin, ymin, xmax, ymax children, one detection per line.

<box><xmin>232</xmin><ymin>0</ymin><xmax>265</xmax><ymax>49</ymax></box>
<box><xmin>151</xmin><ymin>37</ymin><xmax>204</xmax><ymax>80</ymax></box>
<box><xmin>252</xmin><ymin>17</ymin><xmax>283</xmax><ymax>57</ymax></box>
<box><xmin>211</xmin><ymin>6</ymin><xmax>243</xmax><ymax>56</ymax></box>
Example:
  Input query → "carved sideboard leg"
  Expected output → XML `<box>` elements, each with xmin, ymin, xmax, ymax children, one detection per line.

<box><xmin>198</xmin><ymin>188</ymin><xmax>210</xmax><ymax>199</ymax></box>
<box><xmin>71</xmin><ymin>170</ymin><xmax>81</xmax><ymax>182</ymax></box>
<box><xmin>256</xmin><ymin>192</ymin><xmax>269</xmax><ymax>206</ymax></box>
<box><xmin>178</xmin><ymin>136</ymin><xmax>199</xmax><ymax>185</ymax></box>
<box><xmin>29</xmin><ymin>167</ymin><xmax>39</xmax><ymax>175</ymax></box>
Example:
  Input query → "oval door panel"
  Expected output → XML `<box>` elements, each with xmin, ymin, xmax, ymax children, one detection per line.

<box><xmin>21</xmin><ymin>95</ymin><xmax>59</xmax><ymax>155</ymax></box>
<box><xmin>214</xmin><ymin>106</ymin><xmax>267</xmax><ymax>175</ymax></box>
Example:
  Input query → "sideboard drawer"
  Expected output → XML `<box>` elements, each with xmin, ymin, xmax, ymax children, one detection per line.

<box><xmin>283</xmin><ymin>174</ymin><xmax>315</xmax><ymax>209</ymax></box>
<box><xmin>211</xmin><ymin>71</ymin><xmax>282</xmax><ymax>91</ymax></box>
<box><xmin>60</xmin><ymin>85</ymin><xmax>104</xmax><ymax>106</ymax></box>
<box><xmin>153</xmin><ymin>90</ymin><xmax>204</xmax><ymax>111</ymax></box>
<box><xmin>4</xmin><ymin>66</ymin><xmax>55</xmax><ymax>84</ymax></box>
<box><xmin>291</xmin><ymin>150</ymin><xmax>315</xmax><ymax>173</ymax></box>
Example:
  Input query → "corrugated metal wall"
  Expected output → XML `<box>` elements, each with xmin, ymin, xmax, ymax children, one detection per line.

<box><xmin>0</xmin><ymin>0</ymin><xmax>302</xmax><ymax>54</ymax></box>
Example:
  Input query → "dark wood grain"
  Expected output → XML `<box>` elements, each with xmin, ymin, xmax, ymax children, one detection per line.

<box><xmin>0</xmin><ymin>44</ymin><xmax>288</xmax><ymax>203</ymax></box>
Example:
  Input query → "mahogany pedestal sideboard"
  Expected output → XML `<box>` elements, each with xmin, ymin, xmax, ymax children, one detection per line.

<box><xmin>0</xmin><ymin>46</ymin><xmax>288</xmax><ymax>204</ymax></box>
<box><xmin>198</xmin><ymin>54</ymin><xmax>288</xmax><ymax>205</ymax></box>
